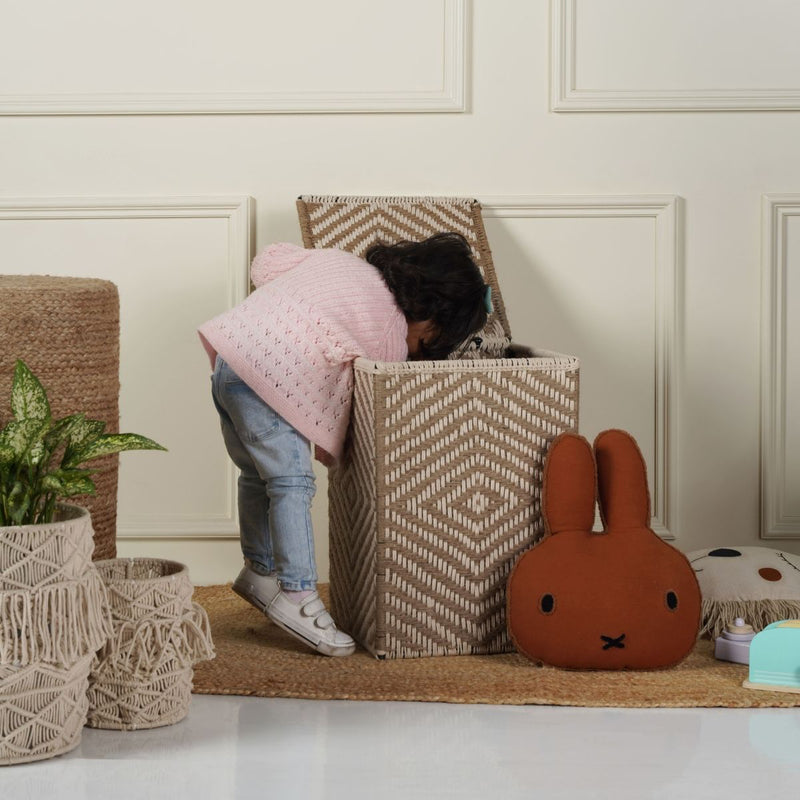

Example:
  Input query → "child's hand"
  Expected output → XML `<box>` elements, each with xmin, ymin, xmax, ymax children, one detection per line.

<box><xmin>314</xmin><ymin>445</ymin><xmax>335</xmax><ymax>468</ymax></box>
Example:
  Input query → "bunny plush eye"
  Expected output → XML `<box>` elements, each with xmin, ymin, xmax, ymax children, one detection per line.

<box><xmin>665</xmin><ymin>591</ymin><xmax>678</xmax><ymax>611</ymax></box>
<box><xmin>539</xmin><ymin>593</ymin><xmax>555</xmax><ymax>614</ymax></box>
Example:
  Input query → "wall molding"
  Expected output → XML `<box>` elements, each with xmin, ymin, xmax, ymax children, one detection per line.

<box><xmin>0</xmin><ymin>195</ymin><xmax>253</xmax><ymax>540</ymax></box>
<box><xmin>480</xmin><ymin>196</ymin><xmax>681</xmax><ymax>539</ymax></box>
<box><xmin>551</xmin><ymin>0</ymin><xmax>800</xmax><ymax>112</ymax></box>
<box><xmin>761</xmin><ymin>195</ymin><xmax>800</xmax><ymax>539</ymax></box>
<box><xmin>1</xmin><ymin>0</ymin><xmax>467</xmax><ymax>116</ymax></box>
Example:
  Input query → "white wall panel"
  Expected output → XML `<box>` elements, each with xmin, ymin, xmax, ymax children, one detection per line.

<box><xmin>0</xmin><ymin>197</ymin><xmax>252</xmax><ymax>540</ymax></box>
<box><xmin>482</xmin><ymin>197</ymin><xmax>679</xmax><ymax>539</ymax></box>
<box><xmin>762</xmin><ymin>196</ymin><xmax>800</xmax><ymax>539</ymax></box>
<box><xmin>0</xmin><ymin>0</ymin><xmax>466</xmax><ymax>114</ymax></box>
<box><xmin>3</xmin><ymin>0</ymin><xmax>798</xmax><ymax>583</ymax></box>
<box><xmin>553</xmin><ymin>0</ymin><xmax>800</xmax><ymax>111</ymax></box>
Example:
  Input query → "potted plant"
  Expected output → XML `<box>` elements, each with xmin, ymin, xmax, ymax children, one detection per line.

<box><xmin>0</xmin><ymin>359</ymin><xmax>166</xmax><ymax>765</ymax></box>
<box><xmin>0</xmin><ymin>359</ymin><xmax>165</xmax><ymax>527</ymax></box>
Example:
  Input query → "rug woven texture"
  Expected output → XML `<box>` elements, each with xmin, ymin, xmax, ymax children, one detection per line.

<box><xmin>190</xmin><ymin>585</ymin><xmax>800</xmax><ymax>708</ymax></box>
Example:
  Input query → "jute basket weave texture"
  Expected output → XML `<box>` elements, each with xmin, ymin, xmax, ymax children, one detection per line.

<box><xmin>296</xmin><ymin>196</ymin><xmax>580</xmax><ymax>659</ymax></box>
<box><xmin>0</xmin><ymin>505</ymin><xmax>112</xmax><ymax>765</ymax></box>
<box><xmin>87</xmin><ymin>558</ymin><xmax>215</xmax><ymax>730</ymax></box>
<box><xmin>0</xmin><ymin>275</ymin><xmax>121</xmax><ymax>560</ymax></box>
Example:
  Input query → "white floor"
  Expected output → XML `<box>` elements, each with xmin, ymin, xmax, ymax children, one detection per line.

<box><xmin>6</xmin><ymin>696</ymin><xmax>800</xmax><ymax>800</ymax></box>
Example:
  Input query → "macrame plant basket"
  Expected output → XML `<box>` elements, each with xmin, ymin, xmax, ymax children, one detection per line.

<box><xmin>87</xmin><ymin>558</ymin><xmax>215</xmax><ymax>730</ymax></box>
<box><xmin>297</xmin><ymin>196</ymin><xmax>580</xmax><ymax>658</ymax></box>
<box><xmin>0</xmin><ymin>505</ymin><xmax>112</xmax><ymax>765</ymax></box>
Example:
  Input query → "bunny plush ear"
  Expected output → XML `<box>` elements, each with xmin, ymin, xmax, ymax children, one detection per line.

<box><xmin>594</xmin><ymin>429</ymin><xmax>651</xmax><ymax>530</ymax></box>
<box><xmin>542</xmin><ymin>432</ymin><xmax>596</xmax><ymax>536</ymax></box>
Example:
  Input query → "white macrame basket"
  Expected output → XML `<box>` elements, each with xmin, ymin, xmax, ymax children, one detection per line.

<box><xmin>87</xmin><ymin>558</ymin><xmax>215</xmax><ymax>730</ymax></box>
<box><xmin>0</xmin><ymin>505</ymin><xmax>111</xmax><ymax>765</ymax></box>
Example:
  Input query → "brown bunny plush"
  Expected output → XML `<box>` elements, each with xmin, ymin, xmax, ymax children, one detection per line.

<box><xmin>507</xmin><ymin>429</ymin><xmax>701</xmax><ymax>670</ymax></box>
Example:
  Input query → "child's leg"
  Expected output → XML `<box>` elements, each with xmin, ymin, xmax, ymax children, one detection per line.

<box><xmin>211</xmin><ymin>359</ymin><xmax>275</xmax><ymax>575</ymax></box>
<box><xmin>210</xmin><ymin>358</ymin><xmax>353</xmax><ymax>656</ymax></box>
<box><xmin>211</xmin><ymin>358</ymin><xmax>317</xmax><ymax>589</ymax></box>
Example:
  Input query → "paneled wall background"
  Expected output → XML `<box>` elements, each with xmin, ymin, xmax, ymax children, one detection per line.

<box><xmin>2</xmin><ymin>0</ymin><xmax>798</xmax><ymax>583</ymax></box>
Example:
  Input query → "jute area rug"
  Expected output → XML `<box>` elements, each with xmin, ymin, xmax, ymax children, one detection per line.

<box><xmin>191</xmin><ymin>584</ymin><xmax>800</xmax><ymax>708</ymax></box>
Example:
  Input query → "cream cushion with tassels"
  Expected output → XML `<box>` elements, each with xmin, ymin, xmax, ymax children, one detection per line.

<box><xmin>689</xmin><ymin>546</ymin><xmax>800</xmax><ymax>639</ymax></box>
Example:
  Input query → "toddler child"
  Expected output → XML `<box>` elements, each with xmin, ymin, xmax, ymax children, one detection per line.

<box><xmin>198</xmin><ymin>233</ymin><xmax>489</xmax><ymax>656</ymax></box>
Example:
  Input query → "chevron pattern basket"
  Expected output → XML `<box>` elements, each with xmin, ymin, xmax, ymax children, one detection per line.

<box><xmin>296</xmin><ymin>196</ymin><xmax>580</xmax><ymax>658</ymax></box>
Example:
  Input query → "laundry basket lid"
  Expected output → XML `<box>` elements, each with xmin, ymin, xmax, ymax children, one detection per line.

<box><xmin>296</xmin><ymin>195</ymin><xmax>511</xmax><ymax>358</ymax></box>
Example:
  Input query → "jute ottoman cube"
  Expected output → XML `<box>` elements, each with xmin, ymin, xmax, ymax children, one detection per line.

<box><xmin>87</xmin><ymin>558</ymin><xmax>215</xmax><ymax>730</ymax></box>
<box><xmin>297</xmin><ymin>196</ymin><xmax>580</xmax><ymax>658</ymax></box>
<box><xmin>0</xmin><ymin>275</ymin><xmax>121</xmax><ymax>560</ymax></box>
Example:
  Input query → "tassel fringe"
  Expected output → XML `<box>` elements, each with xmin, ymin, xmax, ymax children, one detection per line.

<box><xmin>94</xmin><ymin>601</ymin><xmax>215</xmax><ymax>680</ymax></box>
<box><xmin>700</xmin><ymin>597</ymin><xmax>800</xmax><ymax>639</ymax></box>
<box><xmin>0</xmin><ymin>568</ymin><xmax>112</xmax><ymax>667</ymax></box>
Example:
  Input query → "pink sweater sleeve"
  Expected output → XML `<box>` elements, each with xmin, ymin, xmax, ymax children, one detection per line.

<box><xmin>250</xmin><ymin>242</ymin><xmax>311</xmax><ymax>288</ymax></box>
<box><xmin>379</xmin><ymin>313</ymin><xmax>409</xmax><ymax>362</ymax></box>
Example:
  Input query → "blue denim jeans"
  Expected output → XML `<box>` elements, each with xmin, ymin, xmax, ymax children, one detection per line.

<box><xmin>211</xmin><ymin>357</ymin><xmax>317</xmax><ymax>591</ymax></box>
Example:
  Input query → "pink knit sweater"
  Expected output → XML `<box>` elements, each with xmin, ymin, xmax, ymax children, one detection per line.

<box><xmin>199</xmin><ymin>243</ymin><xmax>408</xmax><ymax>464</ymax></box>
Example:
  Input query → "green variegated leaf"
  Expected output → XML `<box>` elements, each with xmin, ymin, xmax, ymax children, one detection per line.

<box><xmin>0</xmin><ymin>443</ymin><xmax>15</xmax><ymax>469</ymax></box>
<box><xmin>41</xmin><ymin>469</ymin><xmax>95</xmax><ymax>497</ymax></box>
<box><xmin>0</xmin><ymin>419</ymin><xmax>49</xmax><ymax>460</ymax></box>
<box><xmin>44</xmin><ymin>413</ymin><xmax>85</xmax><ymax>449</ymax></box>
<box><xmin>10</xmin><ymin>360</ymin><xmax>51</xmax><ymax>422</ymax></box>
<box><xmin>7</xmin><ymin>481</ymin><xmax>31</xmax><ymax>524</ymax></box>
<box><xmin>71</xmin><ymin>433</ymin><xmax>167</xmax><ymax>464</ymax></box>
<box><xmin>62</xmin><ymin>418</ymin><xmax>106</xmax><ymax>467</ymax></box>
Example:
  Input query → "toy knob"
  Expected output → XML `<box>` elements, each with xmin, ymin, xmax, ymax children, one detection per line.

<box><xmin>725</xmin><ymin>618</ymin><xmax>755</xmax><ymax>636</ymax></box>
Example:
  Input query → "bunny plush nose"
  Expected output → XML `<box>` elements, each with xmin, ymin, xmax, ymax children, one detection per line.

<box><xmin>601</xmin><ymin>633</ymin><xmax>626</xmax><ymax>650</ymax></box>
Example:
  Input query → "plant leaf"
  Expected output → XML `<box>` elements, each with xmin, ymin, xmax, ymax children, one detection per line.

<box><xmin>0</xmin><ymin>419</ymin><xmax>49</xmax><ymax>460</ymax></box>
<box><xmin>62</xmin><ymin>418</ymin><xmax>106</xmax><ymax>467</ymax></box>
<box><xmin>70</xmin><ymin>433</ymin><xmax>167</xmax><ymax>464</ymax></box>
<box><xmin>44</xmin><ymin>413</ymin><xmax>85</xmax><ymax>449</ymax></box>
<box><xmin>10</xmin><ymin>360</ymin><xmax>51</xmax><ymax>422</ymax></box>
<box><xmin>41</xmin><ymin>468</ymin><xmax>96</xmax><ymax>497</ymax></box>
<box><xmin>7</xmin><ymin>481</ymin><xmax>32</xmax><ymax>525</ymax></box>
<box><xmin>0</xmin><ymin>443</ymin><xmax>15</xmax><ymax>469</ymax></box>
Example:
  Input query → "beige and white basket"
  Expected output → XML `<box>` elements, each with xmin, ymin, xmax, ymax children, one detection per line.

<box><xmin>0</xmin><ymin>505</ymin><xmax>111</xmax><ymax>765</ymax></box>
<box><xmin>87</xmin><ymin>558</ymin><xmax>215</xmax><ymax>730</ymax></box>
<box><xmin>0</xmin><ymin>655</ymin><xmax>94</xmax><ymax>765</ymax></box>
<box><xmin>297</xmin><ymin>196</ymin><xmax>580</xmax><ymax>658</ymax></box>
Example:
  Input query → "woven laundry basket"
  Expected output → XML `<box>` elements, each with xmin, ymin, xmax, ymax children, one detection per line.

<box><xmin>0</xmin><ymin>505</ymin><xmax>111</xmax><ymax>765</ymax></box>
<box><xmin>0</xmin><ymin>275</ymin><xmax>121</xmax><ymax>560</ymax></box>
<box><xmin>297</xmin><ymin>196</ymin><xmax>580</xmax><ymax>658</ymax></box>
<box><xmin>87</xmin><ymin>558</ymin><xmax>215</xmax><ymax>730</ymax></box>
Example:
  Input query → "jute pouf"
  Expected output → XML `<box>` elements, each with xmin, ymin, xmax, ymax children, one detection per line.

<box><xmin>0</xmin><ymin>275</ymin><xmax>120</xmax><ymax>560</ymax></box>
<box><xmin>0</xmin><ymin>505</ymin><xmax>112</xmax><ymax>765</ymax></box>
<box><xmin>87</xmin><ymin>559</ymin><xmax>215</xmax><ymax>730</ymax></box>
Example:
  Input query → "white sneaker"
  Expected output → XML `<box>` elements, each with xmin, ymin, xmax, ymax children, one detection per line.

<box><xmin>267</xmin><ymin>591</ymin><xmax>356</xmax><ymax>657</ymax></box>
<box><xmin>232</xmin><ymin>563</ymin><xmax>281</xmax><ymax>614</ymax></box>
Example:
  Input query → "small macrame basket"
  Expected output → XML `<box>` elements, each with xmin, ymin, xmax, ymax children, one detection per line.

<box><xmin>87</xmin><ymin>558</ymin><xmax>215</xmax><ymax>730</ymax></box>
<box><xmin>0</xmin><ymin>505</ymin><xmax>112</xmax><ymax>765</ymax></box>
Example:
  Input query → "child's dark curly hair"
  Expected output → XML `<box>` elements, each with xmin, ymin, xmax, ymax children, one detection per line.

<box><xmin>365</xmin><ymin>232</ymin><xmax>488</xmax><ymax>360</ymax></box>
